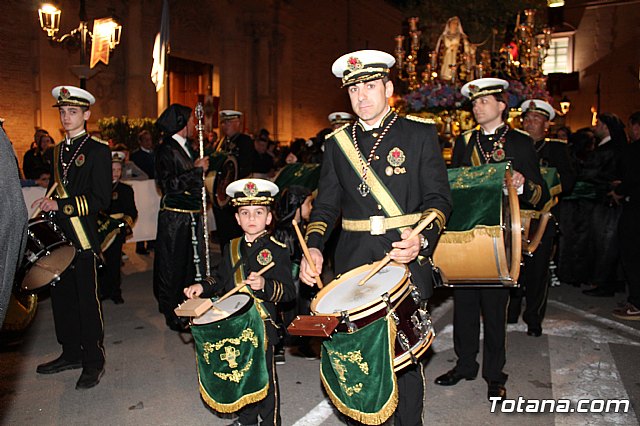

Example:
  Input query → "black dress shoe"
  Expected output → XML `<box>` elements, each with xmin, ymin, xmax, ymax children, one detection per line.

<box><xmin>111</xmin><ymin>295</ymin><xmax>125</xmax><ymax>304</ymax></box>
<box><xmin>434</xmin><ymin>369</ymin><xmax>476</xmax><ymax>386</ymax></box>
<box><xmin>76</xmin><ymin>367</ymin><xmax>105</xmax><ymax>390</ymax></box>
<box><xmin>36</xmin><ymin>356</ymin><xmax>82</xmax><ymax>374</ymax></box>
<box><xmin>487</xmin><ymin>382</ymin><xmax>507</xmax><ymax>402</ymax></box>
<box><xmin>527</xmin><ymin>328</ymin><xmax>542</xmax><ymax>337</ymax></box>
<box><xmin>583</xmin><ymin>288</ymin><xmax>615</xmax><ymax>297</ymax></box>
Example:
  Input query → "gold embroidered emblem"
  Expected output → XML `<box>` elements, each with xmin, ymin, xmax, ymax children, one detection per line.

<box><xmin>387</xmin><ymin>147</ymin><xmax>405</xmax><ymax>167</ymax></box>
<box><xmin>63</xmin><ymin>204</ymin><xmax>74</xmax><ymax>215</ymax></box>
<box><xmin>327</xmin><ymin>349</ymin><xmax>369</xmax><ymax>396</ymax></box>
<box><xmin>220</xmin><ymin>346</ymin><xmax>241</xmax><ymax>368</ymax></box>
<box><xmin>59</xmin><ymin>87</ymin><xmax>71</xmax><ymax>100</ymax></box>
<box><xmin>75</xmin><ymin>153</ymin><xmax>85</xmax><ymax>167</ymax></box>
<box><xmin>347</xmin><ymin>56</ymin><xmax>363</xmax><ymax>71</ymax></box>
<box><xmin>257</xmin><ymin>249</ymin><xmax>272</xmax><ymax>266</ymax></box>
<box><xmin>243</xmin><ymin>181</ymin><xmax>258</xmax><ymax>197</ymax></box>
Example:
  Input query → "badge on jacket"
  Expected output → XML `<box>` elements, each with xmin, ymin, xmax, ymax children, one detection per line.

<box><xmin>257</xmin><ymin>249</ymin><xmax>272</xmax><ymax>265</ymax></box>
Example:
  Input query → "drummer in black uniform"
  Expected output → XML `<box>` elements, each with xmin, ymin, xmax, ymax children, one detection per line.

<box><xmin>300</xmin><ymin>49</ymin><xmax>452</xmax><ymax>425</ymax></box>
<box><xmin>98</xmin><ymin>151</ymin><xmax>138</xmax><ymax>304</ymax></box>
<box><xmin>32</xmin><ymin>85</ymin><xmax>112</xmax><ymax>389</ymax></box>
<box><xmin>434</xmin><ymin>78</ymin><xmax>550</xmax><ymax>402</ymax></box>
<box><xmin>184</xmin><ymin>178</ymin><xmax>294</xmax><ymax>426</ymax></box>
<box><xmin>508</xmin><ymin>99</ymin><xmax>575</xmax><ymax>336</ymax></box>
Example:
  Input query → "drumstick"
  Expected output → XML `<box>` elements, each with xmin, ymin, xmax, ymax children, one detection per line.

<box><xmin>292</xmin><ymin>219</ymin><xmax>324</xmax><ymax>289</ymax></box>
<box><xmin>31</xmin><ymin>182</ymin><xmax>59</xmax><ymax>219</ymax></box>
<box><xmin>358</xmin><ymin>211</ymin><xmax>438</xmax><ymax>286</ymax></box>
<box><xmin>216</xmin><ymin>261</ymin><xmax>275</xmax><ymax>303</ymax></box>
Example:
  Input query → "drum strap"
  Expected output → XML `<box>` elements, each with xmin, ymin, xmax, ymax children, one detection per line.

<box><xmin>333</xmin><ymin>129</ymin><xmax>409</xmax><ymax>235</ymax></box>
<box><xmin>52</xmin><ymin>142</ymin><xmax>91</xmax><ymax>250</ymax></box>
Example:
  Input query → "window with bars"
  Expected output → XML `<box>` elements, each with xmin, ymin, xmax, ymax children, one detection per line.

<box><xmin>543</xmin><ymin>34</ymin><xmax>573</xmax><ymax>74</ymax></box>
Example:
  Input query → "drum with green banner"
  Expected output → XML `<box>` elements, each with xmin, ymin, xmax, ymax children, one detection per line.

<box><xmin>433</xmin><ymin>163</ymin><xmax>522</xmax><ymax>287</ymax></box>
<box><xmin>190</xmin><ymin>293</ymin><xmax>268</xmax><ymax>413</ymax></box>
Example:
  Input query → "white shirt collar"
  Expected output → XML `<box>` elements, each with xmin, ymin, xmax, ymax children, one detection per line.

<box><xmin>598</xmin><ymin>135</ymin><xmax>611</xmax><ymax>147</ymax></box>
<box><xmin>480</xmin><ymin>123</ymin><xmax>505</xmax><ymax>135</ymax></box>
<box><xmin>172</xmin><ymin>133</ymin><xmax>191</xmax><ymax>157</ymax></box>
<box><xmin>140</xmin><ymin>146</ymin><xmax>153</xmax><ymax>154</ymax></box>
<box><xmin>359</xmin><ymin>106</ymin><xmax>391</xmax><ymax>131</ymax></box>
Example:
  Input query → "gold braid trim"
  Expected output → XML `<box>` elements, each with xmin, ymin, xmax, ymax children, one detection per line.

<box><xmin>439</xmin><ymin>225</ymin><xmax>504</xmax><ymax>243</ymax></box>
<box><xmin>100</xmin><ymin>229</ymin><xmax>121</xmax><ymax>252</ymax></box>
<box><xmin>320</xmin><ymin>319</ymin><xmax>398</xmax><ymax>425</ymax></box>
<box><xmin>528</xmin><ymin>181</ymin><xmax>542</xmax><ymax>206</ymax></box>
<box><xmin>421</xmin><ymin>208</ymin><xmax>446</xmax><ymax>233</ymax></box>
<box><xmin>198</xmin><ymin>375</ymin><xmax>268</xmax><ymax>413</ymax></box>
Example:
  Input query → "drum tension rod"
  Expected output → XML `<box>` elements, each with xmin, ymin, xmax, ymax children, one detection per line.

<box><xmin>341</xmin><ymin>311</ymin><xmax>357</xmax><ymax>333</ymax></box>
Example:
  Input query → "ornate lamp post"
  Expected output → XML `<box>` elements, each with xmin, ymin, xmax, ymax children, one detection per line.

<box><xmin>38</xmin><ymin>1</ymin><xmax>122</xmax><ymax>89</ymax></box>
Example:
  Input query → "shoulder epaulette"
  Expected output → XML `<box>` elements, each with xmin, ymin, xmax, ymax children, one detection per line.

<box><xmin>545</xmin><ymin>137</ymin><xmax>567</xmax><ymax>144</ymax></box>
<box><xmin>326</xmin><ymin>123</ymin><xmax>350</xmax><ymax>140</ymax></box>
<box><xmin>269</xmin><ymin>236</ymin><xmax>287</xmax><ymax>248</ymax></box>
<box><xmin>405</xmin><ymin>115</ymin><xmax>436</xmax><ymax>125</ymax></box>
<box><xmin>91</xmin><ymin>136</ymin><xmax>109</xmax><ymax>145</ymax></box>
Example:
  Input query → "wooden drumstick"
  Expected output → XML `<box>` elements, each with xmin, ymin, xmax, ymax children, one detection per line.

<box><xmin>358</xmin><ymin>211</ymin><xmax>438</xmax><ymax>286</ymax></box>
<box><xmin>292</xmin><ymin>219</ymin><xmax>324</xmax><ymax>289</ymax></box>
<box><xmin>216</xmin><ymin>261</ymin><xmax>275</xmax><ymax>303</ymax></box>
<box><xmin>31</xmin><ymin>182</ymin><xmax>58</xmax><ymax>219</ymax></box>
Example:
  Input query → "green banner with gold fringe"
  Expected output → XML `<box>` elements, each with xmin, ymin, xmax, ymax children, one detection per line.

<box><xmin>446</xmin><ymin>163</ymin><xmax>508</xmax><ymax>231</ymax></box>
<box><xmin>191</xmin><ymin>303</ymin><xmax>268</xmax><ymax>413</ymax></box>
<box><xmin>320</xmin><ymin>317</ymin><xmax>398</xmax><ymax>425</ymax></box>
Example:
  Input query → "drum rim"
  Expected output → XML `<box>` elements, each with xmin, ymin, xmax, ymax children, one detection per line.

<box><xmin>18</xmin><ymin>242</ymin><xmax>77</xmax><ymax>292</ymax></box>
<box><xmin>191</xmin><ymin>292</ymin><xmax>253</xmax><ymax>326</ymax></box>
<box><xmin>310</xmin><ymin>262</ymin><xmax>409</xmax><ymax>316</ymax></box>
<box><xmin>212</xmin><ymin>155</ymin><xmax>238</xmax><ymax>208</ymax></box>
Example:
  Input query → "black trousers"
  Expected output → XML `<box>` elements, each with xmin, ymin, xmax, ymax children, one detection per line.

<box><xmin>153</xmin><ymin>211</ymin><xmax>202</xmax><ymax>316</ymax></box>
<box><xmin>556</xmin><ymin>199</ymin><xmax>592</xmax><ymax>284</ymax></box>
<box><xmin>619</xmin><ymin>205</ymin><xmax>640</xmax><ymax>308</ymax></box>
<box><xmin>453</xmin><ymin>288</ymin><xmax>509</xmax><ymax>384</ymax></box>
<box><xmin>509</xmin><ymin>221</ymin><xmax>555</xmax><ymax>331</ymax></box>
<box><xmin>99</xmin><ymin>233</ymin><xmax>125</xmax><ymax>299</ymax></box>
<box><xmin>588</xmin><ymin>203</ymin><xmax>621</xmax><ymax>290</ymax></box>
<box><xmin>237</xmin><ymin>344</ymin><xmax>280</xmax><ymax>426</ymax></box>
<box><xmin>50</xmin><ymin>250</ymin><xmax>104</xmax><ymax>369</ymax></box>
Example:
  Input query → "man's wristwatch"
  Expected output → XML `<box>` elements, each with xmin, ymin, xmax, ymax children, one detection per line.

<box><xmin>419</xmin><ymin>234</ymin><xmax>428</xmax><ymax>250</ymax></box>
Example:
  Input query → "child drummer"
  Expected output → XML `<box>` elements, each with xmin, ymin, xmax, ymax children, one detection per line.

<box><xmin>184</xmin><ymin>178</ymin><xmax>294</xmax><ymax>426</ymax></box>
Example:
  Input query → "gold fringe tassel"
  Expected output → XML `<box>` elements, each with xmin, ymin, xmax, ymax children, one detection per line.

<box><xmin>439</xmin><ymin>225</ymin><xmax>503</xmax><ymax>243</ymax></box>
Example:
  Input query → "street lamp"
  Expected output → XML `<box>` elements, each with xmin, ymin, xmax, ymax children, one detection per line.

<box><xmin>38</xmin><ymin>1</ymin><xmax>122</xmax><ymax>89</ymax></box>
<box><xmin>559</xmin><ymin>96</ymin><xmax>571</xmax><ymax>115</ymax></box>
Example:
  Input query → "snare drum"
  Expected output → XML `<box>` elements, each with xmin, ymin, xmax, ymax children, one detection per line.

<box><xmin>15</xmin><ymin>216</ymin><xmax>77</xmax><ymax>292</ymax></box>
<box><xmin>310</xmin><ymin>262</ymin><xmax>435</xmax><ymax>372</ymax></box>
<box><xmin>190</xmin><ymin>293</ymin><xmax>269</xmax><ymax>413</ymax></box>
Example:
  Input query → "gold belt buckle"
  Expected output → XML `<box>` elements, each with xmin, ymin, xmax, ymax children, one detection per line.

<box><xmin>369</xmin><ymin>216</ymin><xmax>386</xmax><ymax>235</ymax></box>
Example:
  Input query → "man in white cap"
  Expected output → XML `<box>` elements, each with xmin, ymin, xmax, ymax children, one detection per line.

<box><xmin>31</xmin><ymin>85</ymin><xmax>112</xmax><ymax>389</ymax></box>
<box><xmin>507</xmin><ymin>99</ymin><xmax>575</xmax><ymax>335</ymax></box>
<box><xmin>300</xmin><ymin>49</ymin><xmax>452</xmax><ymax>425</ymax></box>
<box><xmin>213</xmin><ymin>110</ymin><xmax>254</xmax><ymax>249</ymax></box>
<box><xmin>328</xmin><ymin>111</ymin><xmax>355</xmax><ymax>130</ymax></box>
<box><xmin>434</xmin><ymin>78</ymin><xmax>549</xmax><ymax>402</ymax></box>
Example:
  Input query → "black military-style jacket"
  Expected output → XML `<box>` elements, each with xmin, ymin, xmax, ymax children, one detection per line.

<box><xmin>306</xmin><ymin>110</ymin><xmax>452</xmax><ymax>299</ymax></box>
<box><xmin>155</xmin><ymin>135</ymin><xmax>204</xmax><ymax>211</ymax></box>
<box><xmin>201</xmin><ymin>233</ymin><xmax>295</xmax><ymax>342</ymax></box>
<box><xmin>452</xmin><ymin>125</ymin><xmax>550</xmax><ymax>211</ymax></box>
<box><xmin>535</xmin><ymin>137</ymin><xmax>576</xmax><ymax>196</ymax></box>
<box><xmin>107</xmin><ymin>181</ymin><xmax>138</xmax><ymax>230</ymax></box>
<box><xmin>219</xmin><ymin>132</ymin><xmax>254</xmax><ymax>179</ymax></box>
<box><xmin>48</xmin><ymin>132</ymin><xmax>112</xmax><ymax>253</ymax></box>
